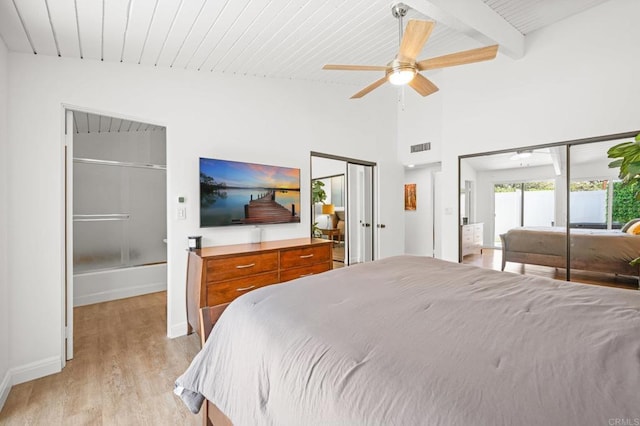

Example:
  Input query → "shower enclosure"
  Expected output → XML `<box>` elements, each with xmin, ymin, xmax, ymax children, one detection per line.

<box><xmin>71</xmin><ymin>111</ymin><xmax>167</xmax><ymax>307</ymax></box>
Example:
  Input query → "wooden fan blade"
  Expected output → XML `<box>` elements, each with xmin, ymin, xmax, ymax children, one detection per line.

<box><xmin>398</xmin><ymin>20</ymin><xmax>434</xmax><ymax>63</ymax></box>
<box><xmin>417</xmin><ymin>45</ymin><xmax>498</xmax><ymax>71</ymax></box>
<box><xmin>408</xmin><ymin>74</ymin><xmax>439</xmax><ymax>97</ymax></box>
<box><xmin>351</xmin><ymin>76</ymin><xmax>388</xmax><ymax>99</ymax></box>
<box><xmin>323</xmin><ymin>64</ymin><xmax>389</xmax><ymax>71</ymax></box>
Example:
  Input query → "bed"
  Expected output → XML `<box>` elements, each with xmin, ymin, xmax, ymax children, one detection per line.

<box><xmin>175</xmin><ymin>255</ymin><xmax>640</xmax><ymax>425</ymax></box>
<box><xmin>500</xmin><ymin>226</ymin><xmax>640</xmax><ymax>282</ymax></box>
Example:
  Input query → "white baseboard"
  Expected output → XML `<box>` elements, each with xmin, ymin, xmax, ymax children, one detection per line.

<box><xmin>10</xmin><ymin>356</ymin><xmax>60</xmax><ymax>386</ymax></box>
<box><xmin>168</xmin><ymin>321</ymin><xmax>189</xmax><ymax>339</ymax></box>
<box><xmin>0</xmin><ymin>370</ymin><xmax>11</xmax><ymax>412</ymax></box>
<box><xmin>74</xmin><ymin>281</ymin><xmax>167</xmax><ymax>307</ymax></box>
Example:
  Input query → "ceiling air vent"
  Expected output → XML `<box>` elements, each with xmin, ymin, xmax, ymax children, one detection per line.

<box><xmin>410</xmin><ymin>142</ymin><xmax>431</xmax><ymax>153</ymax></box>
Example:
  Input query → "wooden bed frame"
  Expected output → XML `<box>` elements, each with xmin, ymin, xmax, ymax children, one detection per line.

<box><xmin>198</xmin><ymin>304</ymin><xmax>233</xmax><ymax>426</ymax></box>
<box><xmin>499</xmin><ymin>234</ymin><xmax>640</xmax><ymax>283</ymax></box>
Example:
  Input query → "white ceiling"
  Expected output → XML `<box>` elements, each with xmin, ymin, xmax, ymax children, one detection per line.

<box><xmin>481</xmin><ymin>0</ymin><xmax>610</xmax><ymax>35</ymax></box>
<box><xmin>0</xmin><ymin>0</ymin><xmax>610</xmax><ymax>87</ymax></box>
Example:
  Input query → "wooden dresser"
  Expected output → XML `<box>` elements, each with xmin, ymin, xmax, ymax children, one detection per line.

<box><xmin>186</xmin><ymin>237</ymin><xmax>332</xmax><ymax>335</ymax></box>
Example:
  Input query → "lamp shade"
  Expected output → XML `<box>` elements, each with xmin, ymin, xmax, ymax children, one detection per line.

<box><xmin>321</xmin><ymin>204</ymin><xmax>335</xmax><ymax>215</ymax></box>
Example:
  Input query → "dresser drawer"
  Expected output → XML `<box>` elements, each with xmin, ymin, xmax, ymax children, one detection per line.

<box><xmin>280</xmin><ymin>262</ymin><xmax>331</xmax><ymax>283</ymax></box>
<box><xmin>280</xmin><ymin>245</ymin><xmax>331</xmax><ymax>269</ymax></box>
<box><xmin>207</xmin><ymin>272</ymin><xmax>279</xmax><ymax>305</ymax></box>
<box><xmin>206</xmin><ymin>252</ymin><xmax>278</xmax><ymax>283</ymax></box>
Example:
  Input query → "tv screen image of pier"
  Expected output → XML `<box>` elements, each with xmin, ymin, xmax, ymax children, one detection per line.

<box><xmin>200</xmin><ymin>158</ymin><xmax>301</xmax><ymax>227</ymax></box>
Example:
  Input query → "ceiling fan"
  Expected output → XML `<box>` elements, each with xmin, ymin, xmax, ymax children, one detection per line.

<box><xmin>322</xmin><ymin>3</ymin><xmax>499</xmax><ymax>99</ymax></box>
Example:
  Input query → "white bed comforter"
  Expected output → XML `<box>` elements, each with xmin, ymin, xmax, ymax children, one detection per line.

<box><xmin>176</xmin><ymin>256</ymin><xmax>640</xmax><ymax>426</ymax></box>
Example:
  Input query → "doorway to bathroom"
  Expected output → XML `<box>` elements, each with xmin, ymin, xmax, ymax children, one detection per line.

<box><xmin>64</xmin><ymin>109</ymin><xmax>167</xmax><ymax>360</ymax></box>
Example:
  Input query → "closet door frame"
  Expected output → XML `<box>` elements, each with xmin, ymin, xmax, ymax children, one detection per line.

<box><xmin>457</xmin><ymin>131</ymin><xmax>640</xmax><ymax>276</ymax></box>
<box><xmin>310</xmin><ymin>152</ymin><xmax>376</xmax><ymax>265</ymax></box>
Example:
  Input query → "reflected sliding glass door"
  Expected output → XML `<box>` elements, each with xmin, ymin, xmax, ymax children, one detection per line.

<box><xmin>493</xmin><ymin>181</ymin><xmax>555</xmax><ymax>246</ymax></box>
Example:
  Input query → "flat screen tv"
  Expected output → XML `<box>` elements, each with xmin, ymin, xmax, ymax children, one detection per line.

<box><xmin>200</xmin><ymin>158</ymin><xmax>301</xmax><ymax>227</ymax></box>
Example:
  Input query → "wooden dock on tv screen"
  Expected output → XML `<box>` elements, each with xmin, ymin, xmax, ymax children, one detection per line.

<box><xmin>234</xmin><ymin>190</ymin><xmax>299</xmax><ymax>224</ymax></box>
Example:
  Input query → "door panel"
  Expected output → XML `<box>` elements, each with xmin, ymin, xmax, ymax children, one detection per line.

<box><xmin>347</xmin><ymin>163</ymin><xmax>373</xmax><ymax>264</ymax></box>
<box><xmin>65</xmin><ymin>110</ymin><xmax>74</xmax><ymax>362</ymax></box>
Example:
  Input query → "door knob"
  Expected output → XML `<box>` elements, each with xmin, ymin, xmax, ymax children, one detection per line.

<box><xmin>365</xmin><ymin>223</ymin><xmax>371</xmax><ymax>227</ymax></box>
<box><xmin>377</xmin><ymin>224</ymin><xmax>386</xmax><ymax>228</ymax></box>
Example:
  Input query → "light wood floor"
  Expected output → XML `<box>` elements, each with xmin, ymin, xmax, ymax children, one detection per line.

<box><xmin>463</xmin><ymin>248</ymin><xmax>639</xmax><ymax>291</ymax></box>
<box><xmin>0</xmin><ymin>291</ymin><xmax>202</xmax><ymax>425</ymax></box>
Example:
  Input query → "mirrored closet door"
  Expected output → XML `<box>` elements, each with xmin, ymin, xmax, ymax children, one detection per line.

<box><xmin>459</xmin><ymin>131</ymin><xmax>640</xmax><ymax>290</ymax></box>
<box><xmin>311</xmin><ymin>153</ymin><xmax>375</xmax><ymax>267</ymax></box>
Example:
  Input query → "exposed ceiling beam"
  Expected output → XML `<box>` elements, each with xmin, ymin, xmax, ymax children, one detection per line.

<box><xmin>403</xmin><ymin>0</ymin><xmax>525</xmax><ymax>59</ymax></box>
<box><xmin>550</xmin><ymin>146</ymin><xmax>564</xmax><ymax>176</ymax></box>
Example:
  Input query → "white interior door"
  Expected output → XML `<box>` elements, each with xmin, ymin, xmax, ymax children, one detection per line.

<box><xmin>347</xmin><ymin>163</ymin><xmax>373</xmax><ymax>264</ymax></box>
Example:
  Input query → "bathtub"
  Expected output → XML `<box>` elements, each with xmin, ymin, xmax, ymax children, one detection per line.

<box><xmin>73</xmin><ymin>262</ymin><xmax>167</xmax><ymax>306</ymax></box>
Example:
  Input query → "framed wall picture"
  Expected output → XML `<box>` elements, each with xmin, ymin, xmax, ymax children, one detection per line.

<box><xmin>404</xmin><ymin>184</ymin><xmax>416</xmax><ymax>210</ymax></box>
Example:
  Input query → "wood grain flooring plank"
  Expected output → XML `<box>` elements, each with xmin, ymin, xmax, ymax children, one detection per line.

<box><xmin>0</xmin><ymin>291</ymin><xmax>201</xmax><ymax>425</ymax></box>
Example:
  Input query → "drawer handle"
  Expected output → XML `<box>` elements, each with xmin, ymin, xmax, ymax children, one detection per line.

<box><xmin>235</xmin><ymin>263</ymin><xmax>256</xmax><ymax>269</ymax></box>
<box><xmin>300</xmin><ymin>273</ymin><xmax>314</xmax><ymax>277</ymax></box>
<box><xmin>236</xmin><ymin>285</ymin><xmax>256</xmax><ymax>292</ymax></box>
<box><xmin>299</xmin><ymin>254</ymin><xmax>314</xmax><ymax>259</ymax></box>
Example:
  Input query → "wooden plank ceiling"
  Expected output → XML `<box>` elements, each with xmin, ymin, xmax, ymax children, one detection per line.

<box><xmin>0</xmin><ymin>0</ymin><xmax>611</xmax><ymax>87</ymax></box>
<box><xmin>72</xmin><ymin>111</ymin><xmax>164</xmax><ymax>134</ymax></box>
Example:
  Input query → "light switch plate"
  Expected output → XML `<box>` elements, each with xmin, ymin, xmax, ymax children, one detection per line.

<box><xmin>177</xmin><ymin>206</ymin><xmax>186</xmax><ymax>220</ymax></box>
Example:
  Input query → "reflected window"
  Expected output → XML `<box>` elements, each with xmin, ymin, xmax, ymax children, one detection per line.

<box><xmin>493</xmin><ymin>181</ymin><xmax>555</xmax><ymax>246</ymax></box>
<box><xmin>570</xmin><ymin>180</ymin><xmax>609</xmax><ymax>228</ymax></box>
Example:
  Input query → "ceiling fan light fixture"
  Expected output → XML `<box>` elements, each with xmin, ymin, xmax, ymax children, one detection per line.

<box><xmin>387</xmin><ymin>60</ymin><xmax>416</xmax><ymax>86</ymax></box>
<box><xmin>510</xmin><ymin>150</ymin><xmax>533</xmax><ymax>160</ymax></box>
<box><xmin>388</xmin><ymin>69</ymin><xmax>416</xmax><ymax>85</ymax></box>
<box><xmin>322</xmin><ymin>6</ymin><xmax>498</xmax><ymax>99</ymax></box>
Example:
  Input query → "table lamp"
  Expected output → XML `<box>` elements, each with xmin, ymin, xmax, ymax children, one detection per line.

<box><xmin>321</xmin><ymin>204</ymin><xmax>334</xmax><ymax>228</ymax></box>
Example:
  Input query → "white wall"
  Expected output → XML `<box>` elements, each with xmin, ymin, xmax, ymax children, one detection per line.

<box><xmin>0</xmin><ymin>37</ymin><xmax>11</xmax><ymax>410</ymax></box>
<box><xmin>404</xmin><ymin>165</ymin><xmax>440</xmax><ymax>256</ymax></box>
<box><xmin>397</xmin><ymin>76</ymin><xmax>444</xmax><ymax>257</ymax></box>
<box><xmin>6</xmin><ymin>52</ymin><xmax>401</xmax><ymax>382</ymax></box>
<box><xmin>434</xmin><ymin>0</ymin><xmax>640</xmax><ymax>260</ymax></box>
<box><xmin>397</xmin><ymin>80</ymin><xmax>443</xmax><ymax>166</ymax></box>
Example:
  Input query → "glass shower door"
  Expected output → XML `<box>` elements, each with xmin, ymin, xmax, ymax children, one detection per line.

<box><xmin>73</xmin><ymin>159</ymin><xmax>167</xmax><ymax>273</ymax></box>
